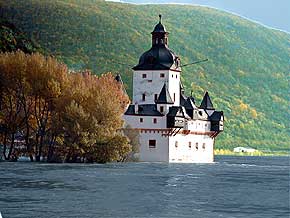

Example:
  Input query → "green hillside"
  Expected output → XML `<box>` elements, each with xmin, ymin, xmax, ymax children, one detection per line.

<box><xmin>0</xmin><ymin>19</ymin><xmax>41</xmax><ymax>53</ymax></box>
<box><xmin>0</xmin><ymin>0</ymin><xmax>289</xmax><ymax>151</ymax></box>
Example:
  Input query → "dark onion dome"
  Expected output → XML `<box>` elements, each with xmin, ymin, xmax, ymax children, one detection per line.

<box><xmin>133</xmin><ymin>45</ymin><xmax>180</xmax><ymax>71</ymax></box>
<box><xmin>133</xmin><ymin>15</ymin><xmax>181</xmax><ymax>71</ymax></box>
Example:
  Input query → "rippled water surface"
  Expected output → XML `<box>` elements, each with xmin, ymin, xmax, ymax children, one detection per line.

<box><xmin>0</xmin><ymin>156</ymin><xmax>289</xmax><ymax>218</ymax></box>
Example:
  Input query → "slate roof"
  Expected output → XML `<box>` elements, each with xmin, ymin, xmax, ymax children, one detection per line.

<box><xmin>167</xmin><ymin>106</ymin><xmax>191</xmax><ymax>119</ymax></box>
<box><xmin>155</xmin><ymin>83</ymin><xmax>174</xmax><ymax>104</ymax></box>
<box><xmin>133</xmin><ymin>15</ymin><xmax>180</xmax><ymax>71</ymax></box>
<box><xmin>132</xmin><ymin>45</ymin><xmax>179</xmax><ymax>71</ymax></box>
<box><xmin>114</xmin><ymin>73</ymin><xmax>127</xmax><ymax>95</ymax></box>
<box><xmin>180</xmin><ymin>93</ymin><xmax>197</xmax><ymax>110</ymax></box>
<box><xmin>209</xmin><ymin>111</ymin><xmax>223</xmax><ymax>121</ymax></box>
<box><xmin>115</xmin><ymin>73</ymin><xmax>122</xmax><ymax>83</ymax></box>
<box><xmin>152</xmin><ymin>22</ymin><xmax>167</xmax><ymax>33</ymax></box>
<box><xmin>124</xmin><ymin>104</ymin><xmax>163</xmax><ymax>116</ymax></box>
<box><xmin>152</xmin><ymin>15</ymin><xmax>167</xmax><ymax>33</ymax></box>
<box><xmin>200</xmin><ymin>91</ymin><xmax>214</xmax><ymax>110</ymax></box>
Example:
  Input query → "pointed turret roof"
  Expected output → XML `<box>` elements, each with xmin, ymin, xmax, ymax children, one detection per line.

<box><xmin>200</xmin><ymin>91</ymin><xmax>214</xmax><ymax>110</ymax></box>
<box><xmin>115</xmin><ymin>73</ymin><xmax>127</xmax><ymax>95</ymax></box>
<box><xmin>115</xmin><ymin>73</ymin><xmax>122</xmax><ymax>83</ymax></box>
<box><xmin>155</xmin><ymin>83</ymin><xmax>174</xmax><ymax>104</ymax></box>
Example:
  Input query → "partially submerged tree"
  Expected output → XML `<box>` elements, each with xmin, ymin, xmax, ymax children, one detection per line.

<box><xmin>0</xmin><ymin>51</ymin><xmax>131</xmax><ymax>163</ymax></box>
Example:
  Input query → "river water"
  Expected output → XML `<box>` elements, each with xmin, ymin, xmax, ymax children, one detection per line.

<box><xmin>0</xmin><ymin>156</ymin><xmax>289</xmax><ymax>218</ymax></box>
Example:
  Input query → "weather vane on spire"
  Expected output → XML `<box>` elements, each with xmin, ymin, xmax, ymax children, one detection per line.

<box><xmin>159</xmin><ymin>14</ymin><xmax>162</xmax><ymax>23</ymax></box>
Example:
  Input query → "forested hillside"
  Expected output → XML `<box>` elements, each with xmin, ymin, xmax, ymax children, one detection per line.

<box><xmin>0</xmin><ymin>19</ymin><xmax>41</xmax><ymax>53</ymax></box>
<box><xmin>0</xmin><ymin>0</ymin><xmax>289</xmax><ymax>151</ymax></box>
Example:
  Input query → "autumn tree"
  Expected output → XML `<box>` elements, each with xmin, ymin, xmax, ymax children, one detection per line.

<box><xmin>55</xmin><ymin>71</ymin><xmax>131</xmax><ymax>163</ymax></box>
<box><xmin>0</xmin><ymin>51</ymin><xmax>29</xmax><ymax>160</ymax></box>
<box><xmin>0</xmin><ymin>51</ymin><xmax>131</xmax><ymax>163</ymax></box>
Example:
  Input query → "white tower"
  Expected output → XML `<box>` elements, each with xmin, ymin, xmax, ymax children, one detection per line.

<box><xmin>123</xmin><ymin>15</ymin><xmax>224</xmax><ymax>163</ymax></box>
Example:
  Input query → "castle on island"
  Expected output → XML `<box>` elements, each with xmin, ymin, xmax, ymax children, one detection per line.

<box><xmin>122</xmin><ymin>15</ymin><xmax>224</xmax><ymax>163</ymax></box>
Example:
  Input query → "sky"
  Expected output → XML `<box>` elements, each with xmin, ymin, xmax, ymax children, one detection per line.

<box><xmin>119</xmin><ymin>0</ymin><xmax>290</xmax><ymax>33</ymax></box>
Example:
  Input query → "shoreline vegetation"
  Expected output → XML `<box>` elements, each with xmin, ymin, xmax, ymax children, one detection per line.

<box><xmin>0</xmin><ymin>51</ymin><xmax>135</xmax><ymax>163</ymax></box>
<box><xmin>214</xmin><ymin>149</ymin><xmax>289</xmax><ymax>157</ymax></box>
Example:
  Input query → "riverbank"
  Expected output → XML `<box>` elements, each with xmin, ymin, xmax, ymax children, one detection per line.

<box><xmin>214</xmin><ymin>149</ymin><xmax>289</xmax><ymax>156</ymax></box>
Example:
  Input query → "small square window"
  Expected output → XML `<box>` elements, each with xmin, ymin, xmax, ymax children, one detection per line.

<box><xmin>160</xmin><ymin>106</ymin><xmax>164</xmax><ymax>113</ymax></box>
<box><xmin>160</xmin><ymin>73</ymin><xmax>165</xmax><ymax>78</ymax></box>
<box><xmin>153</xmin><ymin>118</ymin><xmax>157</xmax><ymax>124</ymax></box>
<box><xmin>188</xmin><ymin>142</ymin><xmax>192</xmax><ymax>148</ymax></box>
<box><xmin>140</xmin><ymin>118</ymin><xmax>143</xmax><ymax>123</ymax></box>
<box><xmin>142</xmin><ymin>74</ymin><xmax>147</xmax><ymax>78</ymax></box>
<box><xmin>148</xmin><ymin>80</ymin><xmax>152</xmax><ymax>82</ymax></box>
<box><xmin>149</xmin><ymin>140</ymin><xmax>156</xmax><ymax>148</ymax></box>
<box><xmin>195</xmin><ymin>143</ymin><xmax>198</xmax><ymax>150</ymax></box>
<box><xmin>202</xmin><ymin>143</ymin><xmax>206</xmax><ymax>150</ymax></box>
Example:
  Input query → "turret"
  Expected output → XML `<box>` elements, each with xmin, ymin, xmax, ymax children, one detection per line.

<box><xmin>151</xmin><ymin>15</ymin><xmax>169</xmax><ymax>46</ymax></box>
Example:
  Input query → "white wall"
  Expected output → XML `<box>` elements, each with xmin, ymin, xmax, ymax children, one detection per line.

<box><xmin>133</xmin><ymin>70</ymin><xmax>168</xmax><ymax>104</ymax></box>
<box><xmin>168</xmin><ymin>134</ymin><xmax>214</xmax><ymax>163</ymax></box>
<box><xmin>168</xmin><ymin>70</ymin><xmax>181</xmax><ymax>106</ymax></box>
<box><xmin>133</xmin><ymin>70</ymin><xmax>181</xmax><ymax>105</ymax></box>
<box><xmin>185</xmin><ymin>120</ymin><xmax>211</xmax><ymax>132</ymax></box>
<box><xmin>139</xmin><ymin>131</ymin><xmax>169</xmax><ymax>162</ymax></box>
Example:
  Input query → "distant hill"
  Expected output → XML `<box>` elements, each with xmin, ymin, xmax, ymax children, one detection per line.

<box><xmin>122</xmin><ymin>0</ymin><xmax>290</xmax><ymax>33</ymax></box>
<box><xmin>0</xmin><ymin>19</ymin><xmax>41</xmax><ymax>53</ymax></box>
<box><xmin>0</xmin><ymin>0</ymin><xmax>289</xmax><ymax>151</ymax></box>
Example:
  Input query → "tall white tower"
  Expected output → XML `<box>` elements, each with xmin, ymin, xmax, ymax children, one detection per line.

<box><xmin>123</xmin><ymin>15</ymin><xmax>224</xmax><ymax>163</ymax></box>
<box><xmin>132</xmin><ymin>15</ymin><xmax>181</xmax><ymax>107</ymax></box>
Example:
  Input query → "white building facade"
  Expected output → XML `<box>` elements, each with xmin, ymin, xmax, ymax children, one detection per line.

<box><xmin>122</xmin><ymin>15</ymin><xmax>224</xmax><ymax>163</ymax></box>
